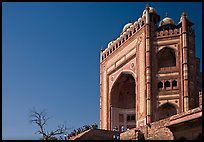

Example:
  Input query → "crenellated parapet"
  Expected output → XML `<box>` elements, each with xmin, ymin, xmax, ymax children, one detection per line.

<box><xmin>155</xmin><ymin>28</ymin><xmax>180</xmax><ymax>38</ymax></box>
<box><xmin>101</xmin><ymin>14</ymin><xmax>146</xmax><ymax>62</ymax></box>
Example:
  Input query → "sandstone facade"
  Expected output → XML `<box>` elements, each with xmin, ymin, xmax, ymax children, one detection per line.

<box><xmin>99</xmin><ymin>4</ymin><xmax>202</xmax><ymax>140</ymax></box>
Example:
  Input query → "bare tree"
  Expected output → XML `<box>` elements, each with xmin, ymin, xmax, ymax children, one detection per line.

<box><xmin>29</xmin><ymin>108</ymin><xmax>68</xmax><ymax>140</ymax></box>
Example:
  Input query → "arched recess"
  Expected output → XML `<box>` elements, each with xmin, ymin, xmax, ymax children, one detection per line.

<box><xmin>157</xmin><ymin>47</ymin><xmax>176</xmax><ymax>68</ymax></box>
<box><xmin>158</xmin><ymin>81</ymin><xmax>163</xmax><ymax>89</ymax></box>
<box><xmin>110</xmin><ymin>72</ymin><xmax>136</xmax><ymax>131</ymax></box>
<box><xmin>157</xmin><ymin>103</ymin><xmax>177</xmax><ymax>120</ymax></box>
<box><xmin>172</xmin><ymin>80</ymin><xmax>177</xmax><ymax>89</ymax></box>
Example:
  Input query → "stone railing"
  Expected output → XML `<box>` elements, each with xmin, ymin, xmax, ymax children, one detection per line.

<box><xmin>158</xmin><ymin>66</ymin><xmax>177</xmax><ymax>72</ymax></box>
<box><xmin>155</xmin><ymin>28</ymin><xmax>180</xmax><ymax>38</ymax></box>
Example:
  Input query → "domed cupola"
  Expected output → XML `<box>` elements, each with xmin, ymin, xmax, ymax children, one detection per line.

<box><xmin>143</xmin><ymin>6</ymin><xmax>158</xmax><ymax>15</ymax></box>
<box><xmin>108</xmin><ymin>41</ymin><xmax>113</xmax><ymax>48</ymax></box>
<box><xmin>157</xmin><ymin>13</ymin><xmax>176</xmax><ymax>31</ymax></box>
<box><xmin>159</xmin><ymin>15</ymin><xmax>175</xmax><ymax>27</ymax></box>
<box><xmin>142</xmin><ymin>4</ymin><xmax>160</xmax><ymax>26</ymax></box>
<box><xmin>122</xmin><ymin>22</ymin><xmax>133</xmax><ymax>33</ymax></box>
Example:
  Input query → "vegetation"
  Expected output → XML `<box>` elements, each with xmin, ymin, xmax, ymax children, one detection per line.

<box><xmin>29</xmin><ymin>108</ymin><xmax>68</xmax><ymax>140</ymax></box>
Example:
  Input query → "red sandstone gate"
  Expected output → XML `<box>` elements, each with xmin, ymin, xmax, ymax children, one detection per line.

<box><xmin>100</xmin><ymin>5</ymin><xmax>202</xmax><ymax>131</ymax></box>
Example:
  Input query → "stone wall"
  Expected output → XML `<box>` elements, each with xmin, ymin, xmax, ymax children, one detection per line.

<box><xmin>120</xmin><ymin>107</ymin><xmax>202</xmax><ymax>140</ymax></box>
<box><xmin>120</xmin><ymin>118</ymin><xmax>174</xmax><ymax>140</ymax></box>
<box><xmin>70</xmin><ymin>106</ymin><xmax>201</xmax><ymax>140</ymax></box>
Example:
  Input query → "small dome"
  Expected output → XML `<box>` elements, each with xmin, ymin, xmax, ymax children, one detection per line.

<box><xmin>143</xmin><ymin>7</ymin><xmax>158</xmax><ymax>15</ymax></box>
<box><xmin>122</xmin><ymin>22</ymin><xmax>133</xmax><ymax>32</ymax></box>
<box><xmin>108</xmin><ymin>41</ymin><xmax>113</xmax><ymax>47</ymax></box>
<box><xmin>159</xmin><ymin>17</ymin><xmax>175</xmax><ymax>27</ymax></box>
<box><xmin>149</xmin><ymin>7</ymin><xmax>157</xmax><ymax>14</ymax></box>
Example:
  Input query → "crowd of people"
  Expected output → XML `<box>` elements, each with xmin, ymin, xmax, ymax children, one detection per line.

<box><xmin>64</xmin><ymin>123</ymin><xmax>98</xmax><ymax>140</ymax></box>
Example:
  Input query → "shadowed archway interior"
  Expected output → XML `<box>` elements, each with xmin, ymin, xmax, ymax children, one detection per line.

<box><xmin>157</xmin><ymin>103</ymin><xmax>177</xmax><ymax>120</ymax></box>
<box><xmin>158</xmin><ymin>47</ymin><xmax>176</xmax><ymax>68</ymax></box>
<box><xmin>110</xmin><ymin>73</ymin><xmax>136</xmax><ymax>131</ymax></box>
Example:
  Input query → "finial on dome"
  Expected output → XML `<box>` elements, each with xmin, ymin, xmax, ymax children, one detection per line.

<box><xmin>182</xmin><ymin>11</ymin><xmax>187</xmax><ymax>17</ymax></box>
<box><xmin>145</xmin><ymin>3</ymin><xmax>150</xmax><ymax>10</ymax></box>
<box><xmin>146</xmin><ymin>3</ymin><xmax>150</xmax><ymax>8</ymax></box>
<box><xmin>165</xmin><ymin>12</ymin><xmax>168</xmax><ymax>17</ymax></box>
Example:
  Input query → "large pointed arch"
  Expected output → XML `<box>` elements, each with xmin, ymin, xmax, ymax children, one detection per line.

<box><xmin>157</xmin><ymin>47</ymin><xmax>176</xmax><ymax>68</ymax></box>
<box><xmin>109</xmin><ymin>72</ymin><xmax>136</xmax><ymax>131</ymax></box>
<box><xmin>157</xmin><ymin>102</ymin><xmax>177</xmax><ymax>120</ymax></box>
<box><xmin>110</xmin><ymin>70</ymin><xmax>136</xmax><ymax>94</ymax></box>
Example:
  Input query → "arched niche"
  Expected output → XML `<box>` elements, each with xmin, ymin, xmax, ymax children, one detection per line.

<box><xmin>157</xmin><ymin>47</ymin><xmax>176</xmax><ymax>68</ymax></box>
<box><xmin>157</xmin><ymin>103</ymin><xmax>177</xmax><ymax>120</ymax></box>
<box><xmin>110</xmin><ymin>72</ymin><xmax>136</xmax><ymax>131</ymax></box>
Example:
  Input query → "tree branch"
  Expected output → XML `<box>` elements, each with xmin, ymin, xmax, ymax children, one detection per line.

<box><xmin>29</xmin><ymin>108</ymin><xmax>68</xmax><ymax>140</ymax></box>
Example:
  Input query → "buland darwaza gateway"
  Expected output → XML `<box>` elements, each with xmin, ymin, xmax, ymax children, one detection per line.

<box><xmin>99</xmin><ymin>4</ymin><xmax>202</xmax><ymax>140</ymax></box>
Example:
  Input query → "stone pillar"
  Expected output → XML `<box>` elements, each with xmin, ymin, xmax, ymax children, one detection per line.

<box><xmin>145</xmin><ymin>4</ymin><xmax>151</xmax><ymax>124</ymax></box>
<box><xmin>100</xmin><ymin>67</ymin><xmax>108</xmax><ymax>130</ymax></box>
<box><xmin>100</xmin><ymin>50</ymin><xmax>105</xmax><ymax>129</ymax></box>
<box><xmin>199</xmin><ymin>91</ymin><xmax>202</xmax><ymax>107</ymax></box>
<box><xmin>162</xmin><ymin>80</ymin><xmax>165</xmax><ymax>90</ymax></box>
<box><xmin>170</xmin><ymin>80</ymin><xmax>173</xmax><ymax>90</ymax></box>
<box><xmin>181</xmin><ymin>12</ymin><xmax>189</xmax><ymax>112</ymax></box>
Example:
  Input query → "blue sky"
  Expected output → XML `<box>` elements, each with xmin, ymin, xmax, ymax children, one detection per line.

<box><xmin>2</xmin><ymin>2</ymin><xmax>202</xmax><ymax>140</ymax></box>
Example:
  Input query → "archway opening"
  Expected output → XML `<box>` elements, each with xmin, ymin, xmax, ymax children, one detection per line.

<box><xmin>157</xmin><ymin>103</ymin><xmax>177</xmax><ymax>120</ymax></box>
<box><xmin>172</xmin><ymin>80</ymin><xmax>177</xmax><ymax>89</ymax></box>
<box><xmin>158</xmin><ymin>81</ymin><xmax>163</xmax><ymax>90</ymax></box>
<box><xmin>164</xmin><ymin>80</ymin><xmax>171</xmax><ymax>90</ymax></box>
<box><xmin>158</xmin><ymin>47</ymin><xmax>176</xmax><ymax>68</ymax></box>
<box><xmin>110</xmin><ymin>73</ymin><xmax>136</xmax><ymax>132</ymax></box>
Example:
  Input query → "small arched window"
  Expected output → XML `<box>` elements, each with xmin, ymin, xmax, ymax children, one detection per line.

<box><xmin>158</xmin><ymin>82</ymin><xmax>163</xmax><ymax>89</ymax></box>
<box><xmin>164</xmin><ymin>81</ymin><xmax>170</xmax><ymax>88</ymax></box>
<box><xmin>172</xmin><ymin>80</ymin><xmax>177</xmax><ymax>88</ymax></box>
<box><xmin>127</xmin><ymin>115</ymin><xmax>130</xmax><ymax>121</ymax></box>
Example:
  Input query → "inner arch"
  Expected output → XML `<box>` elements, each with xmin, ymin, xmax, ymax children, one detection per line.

<box><xmin>110</xmin><ymin>73</ymin><xmax>136</xmax><ymax>131</ymax></box>
<box><xmin>158</xmin><ymin>47</ymin><xmax>176</xmax><ymax>68</ymax></box>
<box><xmin>157</xmin><ymin>103</ymin><xmax>177</xmax><ymax>120</ymax></box>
